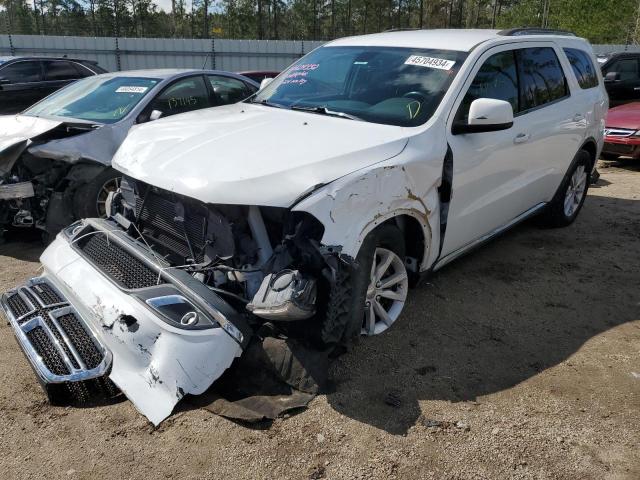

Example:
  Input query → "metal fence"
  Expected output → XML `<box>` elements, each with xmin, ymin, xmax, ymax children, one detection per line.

<box><xmin>0</xmin><ymin>35</ymin><xmax>326</xmax><ymax>72</ymax></box>
<box><xmin>1</xmin><ymin>34</ymin><xmax>638</xmax><ymax>73</ymax></box>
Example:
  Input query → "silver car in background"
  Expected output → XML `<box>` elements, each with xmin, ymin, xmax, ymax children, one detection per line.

<box><xmin>0</xmin><ymin>69</ymin><xmax>259</xmax><ymax>240</ymax></box>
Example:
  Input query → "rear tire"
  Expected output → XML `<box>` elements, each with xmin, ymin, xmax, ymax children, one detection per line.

<box><xmin>541</xmin><ymin>150</ymin><xmax>590</xmax><ymax>228</ymax></box>
<box><xmin>73</xmin><ymin>168</ymin><xmax>121</xmax><ymax>220</ymax></box>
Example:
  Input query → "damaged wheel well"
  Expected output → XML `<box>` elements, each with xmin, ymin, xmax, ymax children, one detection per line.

<box><xmin>380</xmin><ymin>214</ymin><xmax>426</xmax><ymax>274</ymax></box>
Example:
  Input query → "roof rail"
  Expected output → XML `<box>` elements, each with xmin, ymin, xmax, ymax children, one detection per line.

<box><xmin>498</xmin><ymin>28</ymin><xmax>576</xmax><ymax>37</ymax></box>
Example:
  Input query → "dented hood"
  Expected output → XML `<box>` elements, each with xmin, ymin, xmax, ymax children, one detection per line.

<box><xmin>113</xmin><ymin>103</ymin><xmax>410</xmax><ymax>207</ymax></box>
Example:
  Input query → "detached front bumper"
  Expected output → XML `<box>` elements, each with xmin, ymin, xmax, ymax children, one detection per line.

<box><xmin>1</xmin><ymin>218</ymin><xmax>247</xmax><ymax>425</ymax></box>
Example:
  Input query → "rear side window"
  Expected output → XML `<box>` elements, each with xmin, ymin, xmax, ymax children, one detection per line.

<box><xmin>564</xmin><ymin>48</ymin><xmax>599</xmax><ymax>89</ymax></box>
<box><xmin>0</xmin><ymin>61</ymin><xmax>42</xmax><ymax>83</ymax></box>
<box><xmin>457</xmin><ymin>50</ymin><xmax>519</xmax><ymax>122</ymax></box>
<box><xmin>208</xmin><ymin>75</ymin><xmax>252</xmax><ymax>105</ymax></box>
<box><xmin>517</xmin><ymin>47</ymin><xmax>568</xmax><ymax>111</ymax></box>
<box><xmin>44</xmin><ymin>61</ymin><xmax>81</xmax><ymax>81</ymax></box>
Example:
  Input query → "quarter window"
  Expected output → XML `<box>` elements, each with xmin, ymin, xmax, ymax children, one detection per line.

<box><xmin>0</xmin><ymin>61</ymin><xmax>42</xmax><ymax>83</ymax></box>
<box><xmin>457</xmin><ymin>50</ymin><xmax>518</xmax><ymax>122</ymax></box>
<box><xmin>564</xmin><ymin>48</ymin><xmax>599</xmax><ymax>89</ymax></box>
<box><xmin>517</xmin><ymin>47</ymin><xmax>568</xmax><ymax>111</ymax></box>
<box><xmin>148</xmin><ymin>76</ymin><xmax>210</xmax><ymax>117</ymax></box>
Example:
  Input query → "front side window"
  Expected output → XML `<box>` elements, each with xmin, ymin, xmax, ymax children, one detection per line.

<box><xmin>148</xmin><ymin>76</ymin><xmax>210</xmax><ymax>117</ymax></box>
<box><xmin>564</xmin><ymin>48</ymin><xmax>599</xmax><ymax>89</ymax></box>
<box><xmin>0</xmin><ymin>61</ymin><xmax>42</xmax><ymax>83</ymax></box>
<box><xmin>43</xmin><ymin>60</ymin><xmax>81</xmax><ymax>81</ymax></box>
<box><xmin>24</xmin><ymin>76</ymin><xmax>159</xmax><ymax>123</ymax></box>
<box><xmin>208</xmin><ymin>75</ymin><xmax>252</xmax><ymax>105</ymax></box>
<box><xmin>457</xmin><ymin>50</ymin><xmax>518</xmax><ymax>122</ymax></box>
<box><xmin>517</xmin><ymin>47</ymin><xmax>568</xmax><ymax>111</ymax></box>
<box><xmin>252</xmin><ymin>46</ymin><xmax>468</xmax><ymax>127</ymax></box>
<box><xmin>604</xmin><ymin>57</ymin><xmax>639</xmax><ymax>81</ymax></box>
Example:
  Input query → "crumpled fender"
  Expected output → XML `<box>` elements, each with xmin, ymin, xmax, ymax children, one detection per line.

<box><xmin>28</xmin><ymin>124</ymin><xmax>124</xmax><ymax>166</ymax></box>
<box><xmin>293</xmin><ymin>132</ymin><xmax>446</xmax><ymax>270</ymax></box>
<box><xmin>0</xmin><ymin>115</ymin><xmax>62</xmax><ymax>175</ymax></box>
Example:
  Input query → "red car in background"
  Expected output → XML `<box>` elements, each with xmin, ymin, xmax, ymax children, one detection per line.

<box><xmin>602</xmin><ymin>102</ymin><xmax>640</xmax><ymax>159</ymax></box>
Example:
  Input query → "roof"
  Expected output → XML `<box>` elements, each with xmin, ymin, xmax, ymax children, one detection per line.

<box><xmin>327</xmin><ymin>28</ymin><xmax>586</xmax><ymax>52</ymax></box>
<box><xmin>91</xmin><ymin>69</ymin><xmax>260</xmax><ymax>85</ymax></box>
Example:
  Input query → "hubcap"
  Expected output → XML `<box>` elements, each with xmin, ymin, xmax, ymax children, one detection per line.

<box><xmin>362</xmin><ymin>247</ymin><xmax>408</xmax><ymax>336</ymax></box>
<box><xmin>96</xmin><ymin>177</ymin><xmax>121</xmax><ymax>217</ymax></box>
<box><xmin>563</xmin><ymin>165</ymin><xmax>587</xmax><ymax>218</ymax></box>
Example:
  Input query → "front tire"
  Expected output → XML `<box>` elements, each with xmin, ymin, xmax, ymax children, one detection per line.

<box><xmin>321</xmin><ymin>224</ymin><xmax>407</xmax><ymax>346</ymax></box>
<box><xmin>73</xmin><ymin>168</ymin><xmax>121</xmax><ymax>219</ymax></box>
<box><xmin>541</xmin><ymin>150</ymin><xmax>590</xmax><ymax>228</ymax></box>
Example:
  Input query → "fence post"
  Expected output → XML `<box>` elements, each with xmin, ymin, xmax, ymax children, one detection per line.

<box><xmin>114</xmin><ymin>37</ymin><xmax>122</xmax><ymax>71</ymax></box>
<box><xmin>7</xmin><ymin>33</ymin><xmax>15</xmax><ymax>56</ymax></box>
<box><xmin>211</xmin><ymin>37</ymin><xmax>216</xmax><ymax>70</ymax></box>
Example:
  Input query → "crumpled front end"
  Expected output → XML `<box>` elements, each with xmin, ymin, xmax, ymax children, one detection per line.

<box><xmin>1</xmin><ymin>219</ymin><xmax>246</xmax><ymax>425</ymax></box>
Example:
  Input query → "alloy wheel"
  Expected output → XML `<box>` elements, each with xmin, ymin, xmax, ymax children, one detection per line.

<box><xmin>96</xmin><ymin>177</ymin><xmax>121</xmax><ymax>217</ymax></box>
<box><xmin>362</xmin><ymin>247</ymin><xmax>408</xmax><ymax>336</ymax></box>
<box><xmin>563</xmin><ymin>165</ymin><xmax>587</xmax><ymax>218</ymax></box>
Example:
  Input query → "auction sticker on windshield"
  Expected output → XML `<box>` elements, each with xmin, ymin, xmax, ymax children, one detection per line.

<box><xmin>116</xmin><ymin>86</ymin><xmax>149</xmax><ymax>94</ymax></box>
<box><xmin>404</xmin><ymin>56</ymin><xmax>456</xmax><ymax>70</ymax></box>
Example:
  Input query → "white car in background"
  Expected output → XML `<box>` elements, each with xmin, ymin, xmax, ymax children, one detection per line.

<box><xmin>1</xmin><ymin>28</ymin><xmax>607</xmax><ymax>425</ymax></box>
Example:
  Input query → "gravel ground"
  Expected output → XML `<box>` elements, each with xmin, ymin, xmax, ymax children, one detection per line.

<box><xmin>0</xmin><ymin>160</ymin><xmax>638</xmax><ymax>480</ymax></box>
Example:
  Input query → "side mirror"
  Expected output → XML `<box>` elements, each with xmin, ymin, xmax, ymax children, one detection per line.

<box><xmin>260</xmin><ymin>78</ymin><xmax>274</xmax><ymax>90</ymax></box>
<box><xmin>149</xmin><ymin>110</ymin><xmax>163</xmax><ymax>121</ymax></box>
<box><xmin>452</xmin><ymin>98</ymin><xmax>514</xmax><ymax>135</ymax></box>
<box><xmin>604</xmin><ymin>71</ymin><xmax>620</xmax><ymax>82</ymax></box>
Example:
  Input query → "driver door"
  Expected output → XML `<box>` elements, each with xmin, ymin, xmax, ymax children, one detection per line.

<box><xmin>442</xmin><ymin>46</ymin><xmax>525</xmax><ymax>256</ymax></box>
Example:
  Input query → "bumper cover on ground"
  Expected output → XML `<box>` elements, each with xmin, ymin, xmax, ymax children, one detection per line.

<box><xmin>1</xmin><ymin>221</ymin><xmax>245</xmax><ymax>425</ymax></box>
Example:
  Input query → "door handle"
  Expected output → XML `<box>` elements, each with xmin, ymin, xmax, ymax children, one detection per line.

<box><xmin>573</xmin><ymin>114</ymin><xmax>585</xmax><ymax>122</ymax></box>
<box><xmin>514</xmin><ymin>133</ymin><xmax>530</xmax><ymax>144</ymax></box>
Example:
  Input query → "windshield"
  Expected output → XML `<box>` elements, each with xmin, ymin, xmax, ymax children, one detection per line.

<box><xmin>24</xmin><ymin>76</ymin><xmax>160</xmax><ymax>124</ymax></box>
<box><xmin>253</xmin><ymin>46</ymin><xmax>467</xmax><ymax>127</ymax></box>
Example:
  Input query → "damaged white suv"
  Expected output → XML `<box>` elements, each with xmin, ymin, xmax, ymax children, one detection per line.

<box><xmin>1</xmin><ymin>29</ymin><xmax>607</xmax><ymax>425</ymax></box>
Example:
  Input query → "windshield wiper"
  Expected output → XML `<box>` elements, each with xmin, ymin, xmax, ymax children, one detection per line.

<box><xmin>249</xmin><ymin>98</ymin><xmax>286</xmax><ymax>109</ymax></box>
<box><xmin>290</xmin><ymin>105</ymin><xmax>363</xmax><ymax>121</ymax></box>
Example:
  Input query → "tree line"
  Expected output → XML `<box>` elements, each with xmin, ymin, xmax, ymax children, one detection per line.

<box><xmin>0</xmin><ymin>0</ymin><xmax>637</xmax><ymax>44</ymax></box>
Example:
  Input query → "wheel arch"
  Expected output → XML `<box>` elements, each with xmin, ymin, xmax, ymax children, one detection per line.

<box><xmin>580</xmin><ymin>137</ymin><xmax>598</xmax><ymax>173</ymax></box>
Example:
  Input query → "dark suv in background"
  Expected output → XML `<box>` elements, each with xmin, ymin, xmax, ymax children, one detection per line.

<box><xmin>600</xmin><ymin>52</ymin><xmax>640</xmax><ymax>106</ymax></box>
<box><xmin>0</xmin><ymin>56</ymin><xmax>107</xmax><ymax>114</ymax></box>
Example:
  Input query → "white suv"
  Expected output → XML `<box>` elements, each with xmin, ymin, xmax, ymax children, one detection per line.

<box><xmin>1</xmin><ymin>29</ymin><xmax>607</xmax><ymax>425</ymax></box>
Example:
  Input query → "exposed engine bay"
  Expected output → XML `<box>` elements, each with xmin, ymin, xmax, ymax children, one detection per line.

<box><xmin>0</xmin><ymin>119</ymin><xmax>118</xmax><ymax>240</ymax></box>
<box><xmin>105</xmin><ymin>176</ymin><xmax>356</xmax><ymax>344</ymax></box>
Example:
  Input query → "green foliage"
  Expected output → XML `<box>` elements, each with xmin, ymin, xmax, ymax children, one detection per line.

<box><xmin>0</xmin><ymin>0</ymin><xmax>638</xmax><ymax>43</ymax></box>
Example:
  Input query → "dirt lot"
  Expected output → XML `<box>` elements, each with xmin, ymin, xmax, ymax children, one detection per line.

<box><xmin>0</xmin><ymin>160</ymin><xmax>638</xmax><ymax>480</ymax></box>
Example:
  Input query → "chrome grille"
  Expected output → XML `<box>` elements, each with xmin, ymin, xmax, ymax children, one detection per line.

<box><xmin>604</xmin><ymin>127</ymin><xmax>635</xmax><ymax>137</ymax></box>
<box><xmin>1</xmin><ymin>278</ymin><xmax>111</xmax><ymax>384</ymax></box>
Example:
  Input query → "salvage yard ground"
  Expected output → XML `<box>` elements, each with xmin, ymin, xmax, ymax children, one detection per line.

<box><xmin>0</xmin><ymin>159</ymin><xmax>638</xmax><ymax>480</ymax></box>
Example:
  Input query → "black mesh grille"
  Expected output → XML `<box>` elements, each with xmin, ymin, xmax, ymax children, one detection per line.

<box><xmin>6</xmin><ymin>293</ymin><xmax>32</xmax><ymax>319</ymax></box>
<box><xmin>136</xmin><ymin>190</ymin><xmax>207</xmax><ymax>262</ymax></box>
<box><xmin>58</xmin><ymin>313</ymin><xmax>104</xmax><ymax>369</ymax></box>
<box><xmin>77</xmin><ymin>233</ymin><xmax>162</xmax><ymax>289</ymax></box>
<box><xmin>27</xmin><ymin>327</ymin><xmax>70</xmax><ymax>376</ymax></box>
<box><xmin>31</xmin><ymin>283</ymin><xmax>63</xmax><ymax>306</ymax></box>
